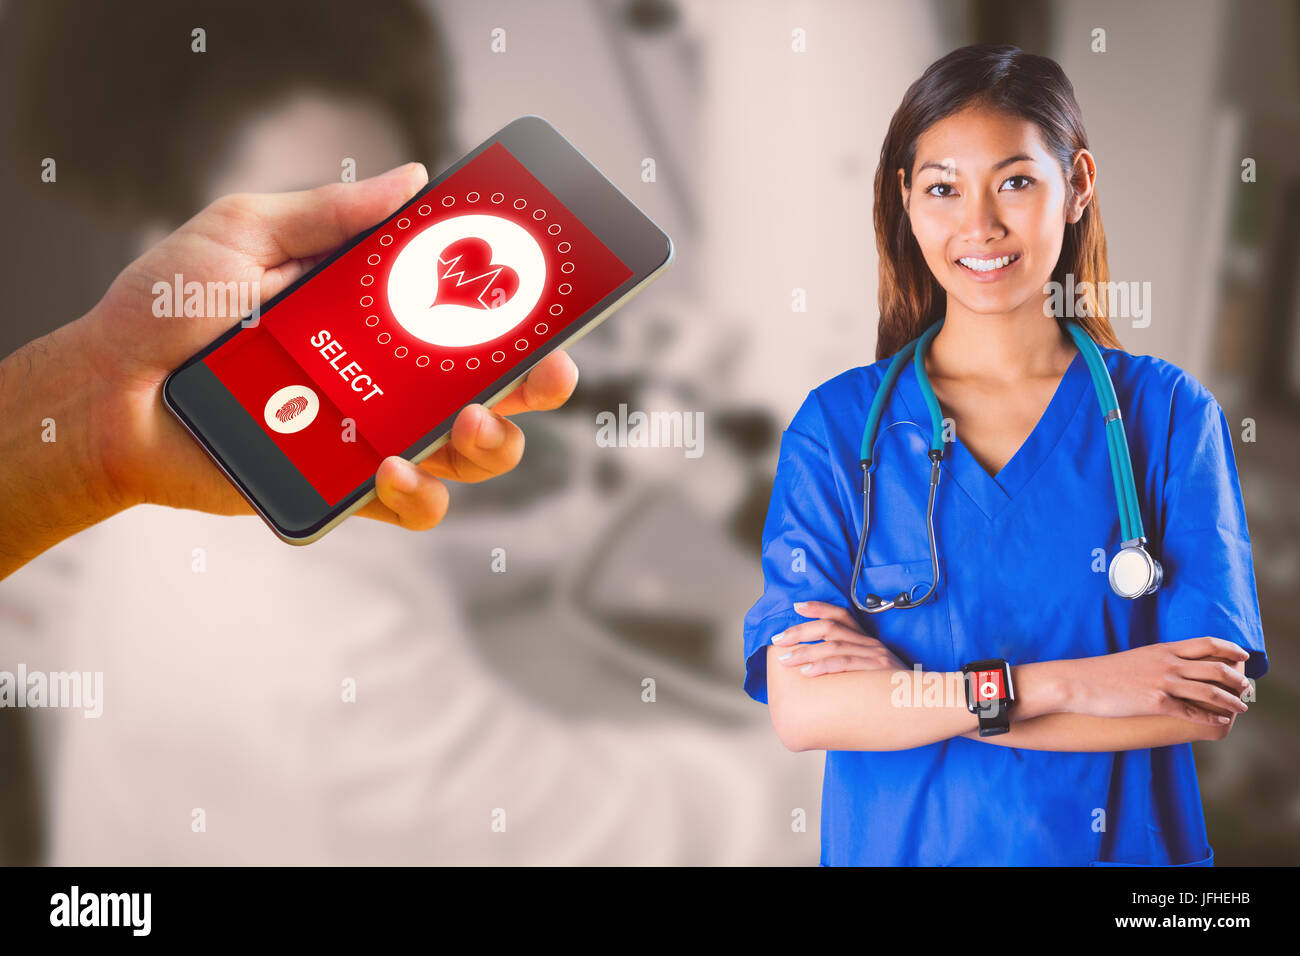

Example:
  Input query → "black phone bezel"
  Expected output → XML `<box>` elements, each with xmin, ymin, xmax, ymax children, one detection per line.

<box><xmin>163</xmin><ymin>115</ymin><xmax>672</xmax><ymax>541</ymax></box>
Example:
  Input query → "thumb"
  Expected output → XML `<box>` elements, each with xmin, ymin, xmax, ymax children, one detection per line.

<box><xmin>239</xmin><ymin>162</ymin><xmax>429</xmax><ymax>266</ymax></box>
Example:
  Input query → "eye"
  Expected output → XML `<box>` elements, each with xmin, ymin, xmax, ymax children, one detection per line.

<box><xmin>1000</xmin><ymin>174</ymin><xmax>1034</xmax><ymax>191</ymax></box>
<box><xmin>924</xmin><ymin>182</ymin><xmax>956</xmax><ymax>198</ymax></box>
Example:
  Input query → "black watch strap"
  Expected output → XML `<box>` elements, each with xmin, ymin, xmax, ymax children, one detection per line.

<box><xmin>973</xmin><ymin>698</ymin><xmax>1011</xmax><ymax>736</ymax></box>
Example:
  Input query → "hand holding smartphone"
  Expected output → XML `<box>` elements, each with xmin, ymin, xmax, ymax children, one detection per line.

<box><xmin>163</xmin><ymin>116</ymin><xmax>673</xmax><ymax>543</ymax></box>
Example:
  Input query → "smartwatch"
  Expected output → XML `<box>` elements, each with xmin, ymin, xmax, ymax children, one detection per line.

<box><xmin>963</xmin><ymin>659</ymin><xmax>1015</xmax><ymax>736</ymax></box>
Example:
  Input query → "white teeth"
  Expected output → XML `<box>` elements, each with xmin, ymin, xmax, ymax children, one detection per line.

<box><xmin>959</xmin><ymin>254</ymin><xmax>1015</xmax><ymax>272</ymax></box>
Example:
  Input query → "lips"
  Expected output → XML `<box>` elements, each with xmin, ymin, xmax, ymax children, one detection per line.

<box><xmin>955</xmin><ymin>252</ymin><xmax>1021</xmax><ymax>280</ymax></box>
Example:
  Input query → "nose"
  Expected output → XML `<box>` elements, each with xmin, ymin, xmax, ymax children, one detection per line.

<box><xmin>958</xmin><ymin>188</ymin><xmax>1006</xmax><ymax>244</ymax></box>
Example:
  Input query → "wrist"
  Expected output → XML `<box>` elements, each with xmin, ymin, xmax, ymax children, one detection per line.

<box><xmin>71</xmin><ymin>306</ymin><xmax>147</xmax><ymax>514</ymax></box>
<box><xmin>1009</xmin><ymin>660</ymin><xmax>1072</xmax><ymax>721</ymax></box>
<box><xmin>0</xmin><ymin>316</ymin><xmax>132</xmax><ymax>576</ymax></box>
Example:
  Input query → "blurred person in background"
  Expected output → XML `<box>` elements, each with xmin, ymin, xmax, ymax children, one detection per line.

<box><xmin>0</xmin><ymin>0</ymin><xmax>814</xmax><ymax>865</ymax></box>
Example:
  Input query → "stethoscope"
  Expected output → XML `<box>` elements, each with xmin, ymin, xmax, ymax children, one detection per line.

<box><xmin>850</xmin><ymin>317</ymin><xmax>1164</xmax><ymax>613</ymax></box>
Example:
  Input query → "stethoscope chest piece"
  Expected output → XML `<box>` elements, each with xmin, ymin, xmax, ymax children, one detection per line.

<box><xmin>1108</xmin><ymin>541</ymin><xmax>1164</xmax><ymax>599</ymax></box>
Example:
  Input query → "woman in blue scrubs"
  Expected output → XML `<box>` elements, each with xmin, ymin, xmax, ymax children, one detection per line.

<box><xmin>742</xmin><ymin>44</ymin><xmax>1268</xmax><ymax>866</ymax></box>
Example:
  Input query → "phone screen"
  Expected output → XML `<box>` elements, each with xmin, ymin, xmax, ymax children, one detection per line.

<box><xmin>200</xmin><ymin>141</ymin><xmax>633</xmax><ymax>506</ymax></box>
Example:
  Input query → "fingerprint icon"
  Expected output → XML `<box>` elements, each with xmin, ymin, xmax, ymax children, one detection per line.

<box><xmin>263</xmin><ymin>385</ymin><xmax>320</xmax><ymax>434</ymax></box>
<box><xmin>276</xmin><ymin>395</ymin><xmax>309</xmax><ymax>423</ymax></box>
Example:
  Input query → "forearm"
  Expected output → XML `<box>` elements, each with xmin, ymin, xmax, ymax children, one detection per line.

<box><xmin>767</xmin><ymin>649</ymin><xmax>1068</xmax><ymax>751</ymax></box>
<box><xmin>0</xmin><ymin>318</ymin><xmax>125</xmax><ymax>579</ymax></box>
<box><xmin>960</xmin><ymin>713</ymin><xmax>1218</xmax><ymax>751</ymax></box>
<box><xmin>961</xmin><ymin>655</ymin><xmax>1242</xmax><ymax>751</ymax></box>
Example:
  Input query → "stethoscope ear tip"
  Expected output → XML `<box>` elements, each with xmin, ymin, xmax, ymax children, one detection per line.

<box><xmin>863</xmin><ymin>592</ymin><xmax>894</xmax><ymax>611</ymax></box>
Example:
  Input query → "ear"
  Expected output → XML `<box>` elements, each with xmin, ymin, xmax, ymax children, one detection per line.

<box><xmin>897</xmin><ymin>167</ymin><xmax>910</xmax><ymax>214</ymax></box>
<box><xmin>1065</xmin><ymin>149</ymin><xmax>1097</xmax><ymax>224</ymax></box>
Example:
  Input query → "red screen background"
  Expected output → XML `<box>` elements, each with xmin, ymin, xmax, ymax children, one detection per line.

<box><xmin>204</xmin><ymin>142</ymin><xmax>633</xmax><ymax>506</ymax></box>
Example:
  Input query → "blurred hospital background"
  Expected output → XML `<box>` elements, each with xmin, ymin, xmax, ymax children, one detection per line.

<box><xmin>0</xmin><ymin>0</ymin><xmax>1296</xmax><ymax>865</ymax></box>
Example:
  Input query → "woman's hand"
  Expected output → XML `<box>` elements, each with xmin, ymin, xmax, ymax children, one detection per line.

<box><xmin>1064</xmin><ymin>637</ymin><xmax>1252</xmax><ymax>729</ymax></box>
<box><xmin>77</xmin><ymin>162</ymin><xmax>579</xmax><ymax>531</ymax></box>
<box><xmin>770</xmin><ymin>600</ymin><xmax>907</xmax><ymax>676</ymax></box>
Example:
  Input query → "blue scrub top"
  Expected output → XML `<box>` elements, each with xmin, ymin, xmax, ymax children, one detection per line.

<box><xmin>742</xmin><ymin>344</ymin><xmax>1269</xmax><ymax>866</ymax></box>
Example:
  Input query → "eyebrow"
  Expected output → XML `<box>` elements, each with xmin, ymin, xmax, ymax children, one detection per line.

<box><xmin>917</xmin><ymin>153</ymin><xmax>1038</xmax><ymax>175</ymax></box>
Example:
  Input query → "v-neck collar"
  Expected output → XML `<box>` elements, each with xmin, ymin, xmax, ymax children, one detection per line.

<box><xmin>895</xmin><ymin>347</ymin><xmax>1092</xmax><ymax>521</ymax></box>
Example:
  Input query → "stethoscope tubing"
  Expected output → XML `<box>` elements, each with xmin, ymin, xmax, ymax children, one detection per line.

<box><xmin>852</xmin><ymin>317</ymin><xmax>1157</xmax><ymax>612</ymax></box>
<box><xmin>1066</xmin><ymin>321</ymin><xmax>1145</xmax><ymax>542</ymax></box>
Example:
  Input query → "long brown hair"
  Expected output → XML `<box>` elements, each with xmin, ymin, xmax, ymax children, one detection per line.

<box><xmin>873</xmin><ymin>44</ymin><xmax>1122</xmax><ymax>360</ymax></box>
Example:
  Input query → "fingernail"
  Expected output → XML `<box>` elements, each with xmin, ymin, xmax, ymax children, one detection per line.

<box><xmin>770</xmin><ymin>631</ymin><xmax>788</xmax><ymax>644</ymax></box>
<box><xmin>793</xmin><ymin>601</ymin><xmax>808</xmax><ymax>611</ymax></box>
<box><xmin>477</xmin><ymin>409</ymin><xmax>506</xmax><ymax>449</ymax></box>
<box><xmin>390</xmin><ymin>458</ymin><xmax>420</xmax><ymax>494</ymax></box>
<box><xmin>800</xmin><ymin>664</ymin><xmax>813</xmax><ymax>674</ymax></box>
<box><xmin>1217</xmin><ymin>716</ymin><xmax>1229</xmax><ymax>723</ymax></box>
<box><xmin>777</xmin><ymin>651</ymin><xmax>793</xmax><ymax>661</ymax></box>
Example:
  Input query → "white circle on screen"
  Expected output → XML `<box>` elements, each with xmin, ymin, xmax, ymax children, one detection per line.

<box><xmin>386</xmin><ymin>214</ymin><xmax>546</xmax><ymax>348</ymax></box>
<box><xmin>264</xmin><ymin>385</ymin><xmax>320</xmax><ymax>434</ymax></box>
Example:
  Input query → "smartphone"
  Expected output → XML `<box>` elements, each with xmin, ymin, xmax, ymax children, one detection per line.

<box><xmin>163</xmin><ymin>115</ymin><xmax>674</xmax><ymax>544</ymax></box>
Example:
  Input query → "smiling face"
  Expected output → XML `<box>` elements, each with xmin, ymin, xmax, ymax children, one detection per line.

<box><xmin>899</xmin><ymin>104</ymin><xmax>1092</xmax><ymax>321</ymax></box>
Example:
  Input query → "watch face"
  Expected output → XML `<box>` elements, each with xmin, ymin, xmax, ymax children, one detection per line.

<box><xmin>972</xmin><ymin>669</ymin><xmax>1006</xmax><ymax>703</ymax></box>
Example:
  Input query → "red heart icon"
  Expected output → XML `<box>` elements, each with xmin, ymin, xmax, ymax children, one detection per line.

<box><xmin>433</xmin><ymin>237</ymin><xmax>520</xmax><ymax>311</ymax></box>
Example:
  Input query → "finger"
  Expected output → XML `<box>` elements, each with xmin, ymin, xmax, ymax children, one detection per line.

<box><xmin>776</xmin><ymin>641</ymin><xmax>897</xmax><ymax>672</ymax></box>
<box><xmin>772</xmin><ymin>620</ymin><xmax>882</xmax><ymax>648</ymax></box>
<box><xmin>207</xmin><ymin>162</ymin><xmax>430</xmax><ymax>267</ymax></box>
<box><xmin>1168</xmin><ymin>678</ymin><xmax>1249</xmax><ymax>715</ymax></box>
<box><xmin>490</xmin><ymin>350</ymin><xmax>580</xmax><ymax>418</ymax></box>
<box><xmin>1177</xmin><ymin>660</ymin><xmax>1252</xmax><ymax>696</ymax></box>
<box><xmin>417</xmin><ymin>404</ymin><xmax>525</xmax><ymax>483</ymax></box>
<box><xmin>1173</xmin><ymin>637</ymin><xmax>1250</xmax><ymax>663</ymax></box>
<box><xmin>792</xmin><ymin>600</ymin><xmax>858</xmax><ymax>628</ymax></box>
<box><xmin>365</xmin><ymin>455</ymin><xmax>451</xmax><ymax>531</ymax></box>
<box><xmin>1162</xmin><ymin>696</ymin><xmax>1235</xmax><ymax>728</ymax></box>
<box><xmin>1203</xmin><ymin>655</ymin><xmax>1247</xmax><ymax>670</ymax></box>
<box><xmin>259</xmin><ymin>251</ymin><xmax>330</xmax><ymax>300</ymax></box>
<box><xmin>795</xmin><ymin>652</ymin><xmax>890</xmax><ymax>677</ymax></box>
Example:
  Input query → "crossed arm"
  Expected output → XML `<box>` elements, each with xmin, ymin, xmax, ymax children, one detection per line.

<box><xmin>764</xmin><ymin>602</ymin><xmax>1253</xmax><ymax>753</ymax></box>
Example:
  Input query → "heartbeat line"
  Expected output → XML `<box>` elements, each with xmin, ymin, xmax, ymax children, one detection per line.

<box><xmin>433</xmin><ymin>237</ymin><xmax>519</xmax><ymax>310</ymax></box>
